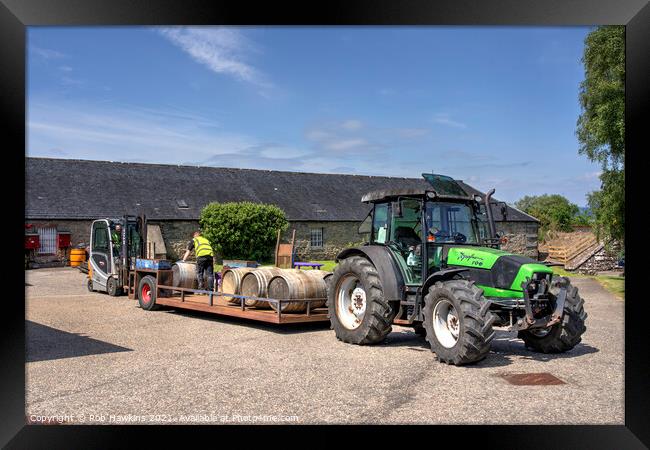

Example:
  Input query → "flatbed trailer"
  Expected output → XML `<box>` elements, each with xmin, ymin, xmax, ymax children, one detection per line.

<box><xmin>126</xmin><ymin>267</ymin><xmax>330</xmax><ymax>325</ymax></box>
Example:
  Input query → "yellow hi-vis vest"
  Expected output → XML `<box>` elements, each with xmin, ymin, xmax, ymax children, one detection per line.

<box><xmin>193</xmin><ymin>236</ymin><xmax>214</xmax><ymax>257</ymax></box>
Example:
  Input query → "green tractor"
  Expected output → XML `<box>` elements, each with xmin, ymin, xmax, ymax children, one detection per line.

<box><xmin>328</xmin><ymin>173</ymin><xmax>587</xmax><ymax>365</ymax></box>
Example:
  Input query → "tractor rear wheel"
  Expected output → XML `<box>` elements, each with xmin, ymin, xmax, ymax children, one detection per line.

<box><xmin>423</xmin><ymin>279</ymin><xmax>495</xmax><ymax>365</ymax></box>
<box><xmin>138</xmin><ymin>275</ymin><xmax>159</xmax><ymax>311</ymax></box>
<box><xmin>328</xmin><ymin>256</ymin><xmax>397</xmax><ymax>345</ymax></box>
<box><xmin>518</xmin><ymin>276</ymin><xmax>587</xmax><ymax>353</ymax></box>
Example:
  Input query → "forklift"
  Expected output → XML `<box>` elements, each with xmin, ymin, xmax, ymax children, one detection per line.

<box><xmin>87</xmin><ymin>215</ymin><xmax>147</xmax><ymax>296</ymax></box>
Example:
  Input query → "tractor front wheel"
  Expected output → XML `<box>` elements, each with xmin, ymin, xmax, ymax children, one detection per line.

<box><xmin>328</xmin><ymin>256</ymin><xmax>397</xmax><ymax>345</ymax></box>
<box><xmin>423</xmin><ymin>279</ymin><xmax>495</xmax><ymax>365</ymax></box>
<box><xmin>518</xmin><ymin>276</ymin><xmax>587</xmax><ymax>353</ymax></box>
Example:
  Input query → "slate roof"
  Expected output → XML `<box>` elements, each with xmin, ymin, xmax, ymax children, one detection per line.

<box><xmin>25</xmin><ymin>158</ymin><xmax>538</xmax><ymax>223</ymax></box>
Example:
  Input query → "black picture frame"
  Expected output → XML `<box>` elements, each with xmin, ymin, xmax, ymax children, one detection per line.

<box><xmin>3</xmin><ymin>0</ymin><xmax>648</xmax><ymax>447</ymax></box>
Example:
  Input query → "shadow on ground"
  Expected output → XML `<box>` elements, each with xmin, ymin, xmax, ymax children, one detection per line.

<box><xmin>382</xmin><ymin>328</ymin><xmax>599</xmax><ymax>366</ymax></box>
<box><xmin>158</xmin><ymin>307</ymin><xmax>332</xmax><ymax>335</ymax></box>
<box><xmin>26</xmin><ymin>320</ymin><xmax>132</xmax><ymax>363</ymax></box>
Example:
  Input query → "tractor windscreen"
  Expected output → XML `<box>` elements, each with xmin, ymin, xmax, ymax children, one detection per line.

<box><xmin>422</xmin><ymin>173</ymin><xmax>468</xmax><ymax>197</ymax></box>
<box><xmin>425</xmin><ymin>202</ymin><xmax>480</xmax><ymax>244</ymax></box>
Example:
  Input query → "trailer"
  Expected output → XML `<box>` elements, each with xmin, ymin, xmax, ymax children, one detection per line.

<box><xmin>126</xmin><ymin>267</ymin><xmax>330</xmax><ymax>325</ymax></box>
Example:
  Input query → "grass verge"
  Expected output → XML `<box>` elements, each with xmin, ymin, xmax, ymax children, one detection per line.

<box><xmin>552</xmin><ymin>266</ymin><xmax>624</xmax><ymax>300</ymax></box>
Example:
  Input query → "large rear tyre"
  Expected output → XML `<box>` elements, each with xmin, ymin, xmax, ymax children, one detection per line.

<box><xmin>327</xmin><ymin>256</ymin><xmax>397</xmax><ymax>345</ymax></box>
<box><xmin>423</xmin><ymin>279</ymin><xmax>495</xmax><ymax>365</ymax></box>
<box><xmin>518</xmin><ymin>276</ymin><xmax>587</xmax><ymax>353</ymax></box>
<box><xmin>138</xmin><ymin>275</ymin><xmax>160</xmax><ymax>311</ymax></box>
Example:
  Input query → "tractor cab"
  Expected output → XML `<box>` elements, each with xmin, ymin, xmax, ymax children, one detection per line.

<box><xmin>360</xmin><ymin>173</ymin><xmax>494</xmax><ymax>286</ymax></box>
<box><xmin>89</xmin><ymin>215</ymin><xmax>146</xmax><ymax>296</ymax></box>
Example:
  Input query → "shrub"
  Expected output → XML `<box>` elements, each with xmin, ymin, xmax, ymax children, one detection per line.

<box><xmin>199</xmin><ymin>202</ymin><xmax>288</xmax><ymax>262</ymax></box>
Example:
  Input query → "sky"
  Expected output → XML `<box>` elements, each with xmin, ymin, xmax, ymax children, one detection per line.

<box><xmin>27</xmin><ymin>26</ymin><xmax>602</xmax><ymax>206</ymax></box>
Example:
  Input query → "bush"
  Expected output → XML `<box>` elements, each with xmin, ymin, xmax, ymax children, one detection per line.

<box><xmin>199</xmin><ymin>202</ymin><xmax>288</xmax><ymax>262</ymax></box>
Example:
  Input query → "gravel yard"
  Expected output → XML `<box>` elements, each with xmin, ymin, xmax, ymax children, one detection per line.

<box><xmin>25</xmin><ymin>267</ymin><xmax>623</xmax><ymax>425</ymax></box>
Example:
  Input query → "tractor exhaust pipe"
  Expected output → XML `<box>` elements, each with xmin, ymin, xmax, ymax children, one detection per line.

<box><xmin>484</xmin><ymin>188</ymin><xmax>497</xmax><ymax>239</ymax></box>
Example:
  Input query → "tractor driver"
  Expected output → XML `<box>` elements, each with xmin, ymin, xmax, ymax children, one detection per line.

<box><xmin>182</xmin><ymin>230</ymin><xmax>215</xmax><ymax>291</ymax></box>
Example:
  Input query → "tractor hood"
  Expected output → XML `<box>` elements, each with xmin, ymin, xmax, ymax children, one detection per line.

<box><xmin>445</xmin><ymin>246</ymin><xmax>553</xmax><ymax>298</ymax></box>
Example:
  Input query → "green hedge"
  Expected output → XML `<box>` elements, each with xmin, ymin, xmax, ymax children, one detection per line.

<box><xmin>199</xmin><ymin>202</ymin><xmax>288</xmax><ymax>262</ymax></box>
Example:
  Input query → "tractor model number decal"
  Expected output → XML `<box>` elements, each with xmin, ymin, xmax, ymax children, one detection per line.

<box><xmin>457</xmin><ymin>251</ymin><xmax>484</xmax><ymax>267</ymax></box>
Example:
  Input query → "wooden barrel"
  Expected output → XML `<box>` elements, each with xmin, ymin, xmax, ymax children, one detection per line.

<box><xmin>267</xmin><ymin>270</ymin><xmax>329</xmax><ymax>313</ymax></box>
<box><xmin>69</xmin><ymin>248</ymin><xmax>86</xmax><ymax>267</ymax></box>
<box><xmin>220</xmin><ymin>267</ymin><xmax>255</xmax><ymax>303</ymax></box>
<box><xmin>172</xmin><ymin>262</ymin><xmax>198</xmax><ymax>289</ymax></box>
<box><xmin>297</xmin><ymin>270</ymin><xmax>332</xmax><ymax>308</ymax></box>
<box><xmin>239</xmin><ymin>268</ymin><xmax>284</xmax><ymax>308</ymax></box>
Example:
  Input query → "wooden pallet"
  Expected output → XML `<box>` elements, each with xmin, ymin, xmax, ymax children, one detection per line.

<box><xmin>547</xmin><ymin>233</ymin><xmax>597</xmax><ymax>264</ymax></box>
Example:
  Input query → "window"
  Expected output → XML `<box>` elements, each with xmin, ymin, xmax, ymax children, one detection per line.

<box><xmin>92</xmin><ymin>222</ymin><xmax>110</xmax><ymax>252</ymax></box>
<box><xmin>37</xmin><ymin>226</ymin><xmax>57</xmax><ymax>255</ymax></box>
<box><xmin>176</xmin><ymin>199</ymin><xmax>188</xmax><ymax>209</ymax></box>
<box><xmin>425</xmin><ymin>202</ymin><xmax>479</xmax><ymax>244</ymax></box>
<box><xmin>310</xmin><ymin>228</ymin><xmax>324</xmax><ymax>248</ymax></box>
<box><xmin>372</xmin><ymin>203</ymin><xmax>389</xmax><ymax>244</ymax></box>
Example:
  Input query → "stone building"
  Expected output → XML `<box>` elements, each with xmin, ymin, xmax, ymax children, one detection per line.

<box><xmin>25</xmin><ymin>157</ymin><xmax>540</xmax><ymax>264</ymax></box>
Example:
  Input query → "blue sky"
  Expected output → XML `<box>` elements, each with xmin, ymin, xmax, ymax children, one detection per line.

<box><xmin>27</xmin><ymin>26</ymin><xmax>601</xmax><ymax>206</ymax></box>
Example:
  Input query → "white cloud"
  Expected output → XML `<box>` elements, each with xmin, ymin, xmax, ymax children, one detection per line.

<box><xmin>433</xmin><ymin>113</ymin><xmax>467</xmax><ymax>129</ymax></box>
<box><xmin>30</xmin><ymin>46</ymin><xmax>67</xmax><ymax>60</ymax></box>
<box><xmin>258</xmin><ymin>144</ymin><xmax>310</xmax><ymax>159</ymax></box>
<box><xmin>341</xmin><ymin>119</ymin><xmax>363</xmax><ymax>131</ymax></box>
<box><xmin>324</xmin><ymin>138</ymin><xmax>368</xmax><ymax>152</ymax></box>
<box><xmin>27</xmin><ymin>100</ymin><xmax>253</xmax><ymax>164</ymax></box>
<box><xmin>158</xmin><ymin>27</ymin><xmax>269</xmax><ymax>88</ymax></box>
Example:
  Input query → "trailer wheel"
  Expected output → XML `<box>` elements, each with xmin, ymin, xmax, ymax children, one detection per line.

<box><xmin>107</xmin><ymin>276</ymin><xmax>122</xmax><ymax>297</ymax></box>
<box><xmin>423</xmin><ymin>279</ymin><xmax>495</xmax><ymax>365</ymax></box>
<box><xmin>138</xmin><ymin>275</ymin><xmax>159</xmax><ymax>311</ymax></box>
<box><xmin>327</xmin><ymin>255</ymin><xmax>397</xmax><ymax>345</ymax></box>
<box><xmin>518</xmin><ymin>276</ymin><xmax>587</xmax><ymax>353</ymax></box>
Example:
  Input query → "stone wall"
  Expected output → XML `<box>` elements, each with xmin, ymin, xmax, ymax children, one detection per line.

<box><xmin>25</xmin><ymin>218</ymin><xmax>541</xmax><ymax>265</ymax></box>
<box><xmin>496</xmin><ymin>221</ymin><xmax>540</xmax><ymax>259</ymax></box>
<box><xmin>155</xmin><ymin>220</ymin><xmax>200</xmax><ymax>261</ymax></box>
<box><xmin>284</xmin><ymin>221</ymin><xmax>366</xmax><ymax>261</ymax></box>
<box><xmin>25</xmin><ymin>219</ymin><xmax>92</xmax><ymax>265</ymax></box>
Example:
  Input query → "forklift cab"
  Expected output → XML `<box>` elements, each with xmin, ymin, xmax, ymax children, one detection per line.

<box><xmin>89</xmin><ymin>215</ymin><xmax>145</xmax><ymax>295</ymax></box>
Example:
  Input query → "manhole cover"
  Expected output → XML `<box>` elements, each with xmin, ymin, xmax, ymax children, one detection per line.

<box><xmin>500</xmin><ymin>372</ymin><xmax>565</xmax><ymax>385</ymax></box>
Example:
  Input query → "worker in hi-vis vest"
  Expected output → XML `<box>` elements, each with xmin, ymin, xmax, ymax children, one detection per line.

<box><xmin>182</xmin><ymin>230</ymin><xmax>215</xmax><ymax>291</ymax></box>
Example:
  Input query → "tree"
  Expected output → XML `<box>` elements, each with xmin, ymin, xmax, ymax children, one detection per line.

<box><xmin>515</xmin><ymin>194</ymin><xmax>580</xmax><ymax>238</ymax></box>
<box><xmin>587</xmin><ymin>169</ymin><xmax>624</xmax><ymax>244</ymax></box>
<box><xmin>577</xmin><ymin>26</ymin><xmax>625</xmax><ymax>245</ymax></box>
<box><xmin>199</xmin><ymin>202</ymin><xmax>288</xmax><ymax>262</ymax></box>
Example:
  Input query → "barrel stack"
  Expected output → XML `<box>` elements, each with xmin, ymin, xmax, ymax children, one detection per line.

<box><xmin>218</xmin><ymin>267</ymin><xmax>332</xmax><ymax>313</ymax></box>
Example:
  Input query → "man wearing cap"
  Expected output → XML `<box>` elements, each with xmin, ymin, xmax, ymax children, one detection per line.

<box><xmin>182</xmin><ymin>230</ymin><xmax>215</xmax><ymax>291</ymax></box>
